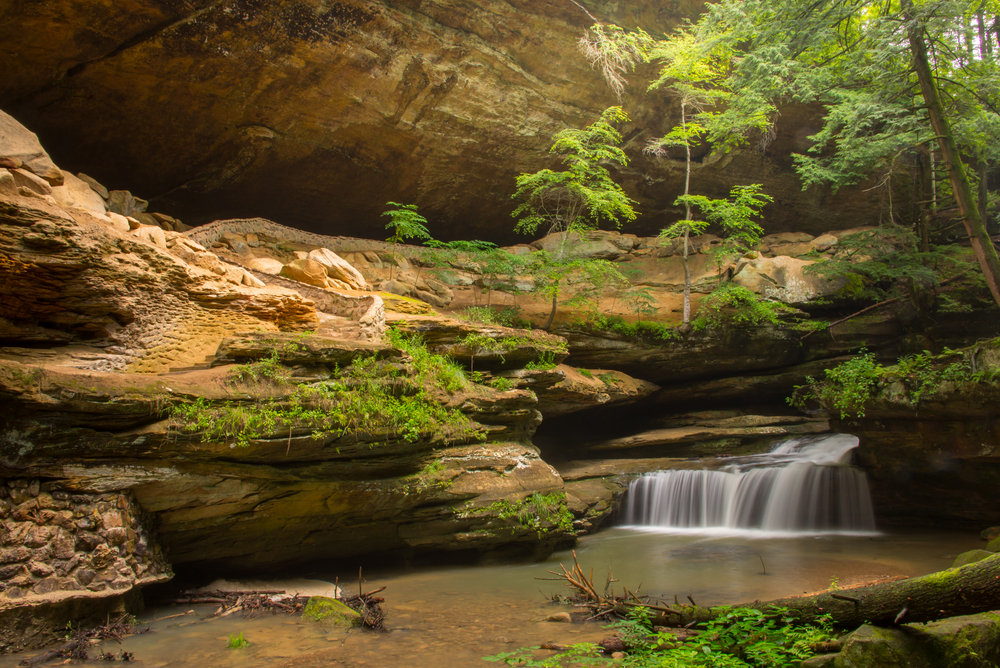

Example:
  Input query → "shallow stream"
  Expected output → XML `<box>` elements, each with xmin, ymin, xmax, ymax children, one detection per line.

<box><xmin>4</xmin><ymin>528</ymin><xmax>981</xmax><ymax>668</ymax></box>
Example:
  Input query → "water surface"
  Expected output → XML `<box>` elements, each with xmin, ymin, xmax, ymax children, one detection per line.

<box><xmin>4</xmin><ymin>528</ymin><xmax>980</xmax><ymax>668</ymax></box>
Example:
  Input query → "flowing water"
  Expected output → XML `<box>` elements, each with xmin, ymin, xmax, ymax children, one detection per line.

<box><xmin>621</xmin><ymin>434</ymin><xmax>877</xmax><ymax>533</ymax></box>
<box><xmin>3</xmin><ymin>434</ymin><xmax>979</xmax><ymax>667</ymax></box>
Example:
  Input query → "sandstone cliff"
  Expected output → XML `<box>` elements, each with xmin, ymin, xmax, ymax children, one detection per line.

<box><xmin>0</xmin><ymin>0</ymin><xmax>884</xmax><ymax>242</ymax></box>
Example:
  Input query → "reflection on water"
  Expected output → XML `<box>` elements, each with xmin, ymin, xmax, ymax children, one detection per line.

<box><xmin>2</xmin><ymin>529</ymin><xmax>979</xmax><ymax>668</ymax></box>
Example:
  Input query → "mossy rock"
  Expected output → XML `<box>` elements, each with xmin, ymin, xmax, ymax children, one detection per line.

<box><xmin>379</xmin><ymin>292</ymin><xmax>436</xmax><ymax>315</ymax></box>
<box><xmin>981</xmin><ymin>526</ymin><xmax>1000</xmax><ymax>542</ymax></box>
<box><xmin>952</xmin><ymin>549</ymin><xmax>996</xmax><ymax>568</ymax></box>
<box><xmin>302</xmin><ymin>597</ymin><xmax>361</xmax><ymax>627</ymax></box>
<box><xmin>987</xmin><ymin>536</ymin><xmax>1000</xmax><ymax>553</ymax></box>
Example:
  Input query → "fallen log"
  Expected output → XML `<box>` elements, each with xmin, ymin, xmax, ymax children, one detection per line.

<box><xmin>654</xmin><ymin>552</ymin><xmax>1000</xmax><ymax>629</ymax></box>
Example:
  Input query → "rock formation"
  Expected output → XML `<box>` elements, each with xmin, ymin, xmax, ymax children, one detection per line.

<box><xmin>0</xmin><ymin>0</ymin><xmax>887</xmax><ymax>242</ymax></box>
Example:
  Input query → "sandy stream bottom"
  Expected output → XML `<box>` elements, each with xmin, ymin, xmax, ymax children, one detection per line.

<box><xmin>3</xmin><ymin>528</ymin><xmax>982</xmax><ymax>668</ymax></box>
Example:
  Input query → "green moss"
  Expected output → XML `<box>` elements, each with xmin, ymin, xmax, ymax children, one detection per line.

<box><xmin>466</xmin><ymin>492</ymin><xmax>575</xmax><ymax>537</ymax></box>
<box><xmin>302</xmin><ymin>597</ymin><xmax>361</xmax><ymax>627</ymax></box>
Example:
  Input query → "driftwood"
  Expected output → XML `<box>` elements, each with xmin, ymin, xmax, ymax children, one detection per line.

<box><xmin>539</xmin><ymin>551</ymin><xmax>682</xmax><ymax>621</ymax></box>
<box><xmin>548</xmin><ymin>551</ymin><xmax>1000</xmax><ymax>630</ymax></box>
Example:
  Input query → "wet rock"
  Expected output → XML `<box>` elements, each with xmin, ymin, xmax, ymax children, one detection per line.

<box><xmin>952</xmin><ymin>549</ymin><xmax>995</xmax><ymax>568</ymax></box>
<box><xmin>982</xmin><ymin>527</ymin><xmax>1000</xmax><ymax>541</ymax></box>
<box><xmin>546</xmin><ymin>612</ymin><xmax>572</xmax><ymax>623</ymax></box>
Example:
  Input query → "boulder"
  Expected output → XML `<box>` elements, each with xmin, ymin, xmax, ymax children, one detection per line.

<box><xmin>280</xmin><ymin>258</ymin><xmax>330</xmax><ymax>287</ymax></box>
<box><xmin>307</xmin><ymin>247</ymin><xmax>369</xmax><ymax>290</ymax></box>
<box><xmin>381</xmin><ymin>279</ymin><xmax>413</xmax><ymax>297</ymax></box>
<box><xmin>0</xmin><ymin>170</ymin><xmax>16</xmax><ymax>198</ymax></box>
<box><xmin>982</xmin><ymin>526</ymin><xmax>1000</xmax><ymax>542</ymax></box>
<box><xmin>761</xmin><ymin>232</ymin><xmax>815</xmax><ymax>245</ymax></box>
<box><xmin>245</xmin><ymin>233</ymin><xmax>260</xmax><ymax>248</ymax></box>
<box><xmin>302</xmin><ymin>597</ymin><xmax>362</xmax><ymax>627</ymax></box>
<box><xmin>107</xmin><ymin>190</ymin><xmax>145</xmax><ymax>217</ymax></box>
<box><xmin>532</xmin><ymin>230</ymin><xmax>630</xmax><ymax>260</ymax></box>
<box><xmin>131</xmin><ymin>224</ymin><xmax>167</xmax><ymax>249</ymax></box>
<box><xmin>10</xmin><ymin>168</ymin><xmax>53</xmax><ymax>196</ymax></box>
<box><xmin>0</xmin><ymin>110</ymin><xmax>63</xmax><ymax>185</ymax></box>
<box><xmin>76</xmin><ymin>173</ymin><xmax>109</xmax><ymax>198</ymax></box>
<box><xmin>805</xmin><ymin>612</ymin><xmax>1000</xmax><ymax>667</ymax></box>
<box><xmin>247</xmin><ymin>257</ymin><xmax>284</xmax><ymax>275</ymax></box>
<box><xmin>50</xmin><ymin>172</ymin><xmax>108</xmax><ymax>214</ymax></box>
<box><xmin>988</xmin><ymin>536</ymin><xmax>1000</xmax><ymax>553</ymax></box>
<box><xmin>732</xmin><ymin>255</ymin><xmax>848</xmax><ymax>306</ymax></box>
<box><xmin>220</xmin><ymin>231</ymin><xmax>251</xmax><ymax>256</ymax></box>
<box><xmin>169</xmin><ymin>240</ymin><xmax>227</xmax><ymax>275</ymax></box>
<box><xmin>812</xmin><ymin>233</ymin><xmax>839</xmax><ymax>252</ymax></box>
<box><xmin>241</xmin><ymin>270</ymin><xmax>266</xmax><ymax>288</ymax></box>
<box><xmin>952</xmin><ymin>549</ymin><xmax>995</xmax><ymax>568</ymax></box>
<box><xmin>105</xmin><ymin>212</ymin><xmax>131</xmax><ymax>234</ymax></box>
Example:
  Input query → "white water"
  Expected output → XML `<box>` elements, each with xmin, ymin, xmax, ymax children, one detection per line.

<box><xmin>621</xmin><ymin>434</ymin><xmax>877</xmax><ymax>535</ymax></box>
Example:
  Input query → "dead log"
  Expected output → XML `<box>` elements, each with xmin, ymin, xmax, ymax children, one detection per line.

<box><xmin>655</xmin><ymin>552</ymin><xmax>1000</xmax><ymax>629</ymax></box>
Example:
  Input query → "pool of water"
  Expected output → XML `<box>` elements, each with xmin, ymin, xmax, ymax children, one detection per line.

<box><xmin>4</xmin><ymin>528</ymin><xmax>981</xmax><ymax>668</ymax></box>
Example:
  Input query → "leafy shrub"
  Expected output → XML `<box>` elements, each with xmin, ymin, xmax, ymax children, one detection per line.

<box><xmin>695</xmin><ymin>284</ymin><xmax>782</xmax><ymax>329</ymax></box>
<box><xmin>227</xmin><ymin>632</ymin><xmax>249</xmax><ymax>649</ymax></box>
<box><xmin>585</xmin><ymin>314</ymin><xmax>680</xmax><ymax>342</ymax></box>
<box><xmin>486</xmin><ymin>605</ymin><xmax>836</xmax><ymax>667</ymax></box>
<box><xmin>524</xmin><ymin>351</ymin><xmax>559</xmax><ymax>371</ymax></box>
<box><xmin>457</xmin><ymin>305</ymin><xmax>524</xmax><ymax>328</ymax></box>
<box><xmin>465</xmin><ymin>493</ymin><xmax>574</xmax><ymax>537</ymax></box>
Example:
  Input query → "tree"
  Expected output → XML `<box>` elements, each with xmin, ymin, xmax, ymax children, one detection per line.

<box><xmin>511</xmin><ymin>106</ymin><xmax>639</xmax><ymax>248</ymax></box>
<box><xmin>382</xmin><ymin>202</ymin><xmax>432</xmax><ymax>280</ymax></box>
<box><xmin>643</xmin><ymin>31</ymin><xmax>774</xmax><ymax>329</ymax></box>
<box><xmin>660</xmin><ymin>185</ymin><xmax>772</xmax><ymax>328</ymax></box>
<box><xmin>678</xmin><ymin>0</ymin><xmax>1000</xmax><ymax>308</ymax></box>
<box><xmin>527</xmin><ymin>250</ymin><xmax>629</xmax><ymax>331</ymax></box>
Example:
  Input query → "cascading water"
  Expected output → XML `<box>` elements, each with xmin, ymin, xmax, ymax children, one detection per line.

<box><xmin>621</xmin><ymin>434</ymin><xmax>877</xmax><ymax>534</ymax></box>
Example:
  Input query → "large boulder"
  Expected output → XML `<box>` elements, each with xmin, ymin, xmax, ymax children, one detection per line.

<box><xmin>280</xmin><ymin>258</ymin><xmax>330</xmax><ymax>288</ymax></box>
<box><xmin>532</xmin><ymin>230</ymin><xmax>634</xmax><ymax>260</ymax></box>
<box><xmin>307</xmin><ymin>247</ymin><xmax>369</xmax><ymax>290</ymax></box>
<box><xmin>50</xmin><ymin>172</ymin><xmax>108</xmax><ymax>214</ymax></box>
<box><xmin>247</xmin><ymin>257</ymin><xmax>285</xmax><ymax>275</ymax></box>
<box><xmin>10</xmin><ymin>167</ymin><xmax>53</xmax><ymax>196</ymax></box>
<box><xmin>0</xmin><ymin>110</ymin><xmax>63</xmax><ymax>185</ymax></box>
<box><xmin>804</xmin><ymin>612</ymin><xmax>1000</xmax><ymax>667</ymax></box>
<box><xmin>732</xmin><ymin>256</ymin><xmax>848</xmax><ymax>307</ymax></box>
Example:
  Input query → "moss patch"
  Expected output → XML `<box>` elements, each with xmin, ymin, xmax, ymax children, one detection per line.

<box><xmin>302</xmin><ymin>597</ymin><xmax>361</xmax><ymax>627</ymax></box>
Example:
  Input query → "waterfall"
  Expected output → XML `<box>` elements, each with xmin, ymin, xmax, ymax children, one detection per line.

<box><xmin>621</xmin><ymin>434</ymin><xmax>877</xmax><ymax>534</ymax></box>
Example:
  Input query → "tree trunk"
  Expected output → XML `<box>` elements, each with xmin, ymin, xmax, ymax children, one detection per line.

<box><xmin>654</xmin><ymin>552</ymin><xmax>1000</xmax><ymax>630</ymax></box>
<box><xmin>543</xmin><ymin>292</ymin><xmax>558</xmax><ymax>331</ymax></box>
<box><xmin>904</xmin><ymin>0</ymin><xmax>1000</xmax><ymax>308</ymax></box>
<box><xmin>682</xmin><ymin>228</ymin><xmax>691</xmax><ymax>325</ymax></box>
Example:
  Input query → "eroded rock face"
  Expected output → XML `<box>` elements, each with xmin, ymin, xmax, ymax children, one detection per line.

<box><xmin>0</xmin><ymin>1</ymin><xmax>884</xmax><ymax>242</ymax></box>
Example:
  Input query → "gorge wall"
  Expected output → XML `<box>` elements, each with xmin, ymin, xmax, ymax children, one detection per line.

<box><xmin>0</xmin><ymin>0</ymin><xmax>884</xmax><ymax>243</ymax></box>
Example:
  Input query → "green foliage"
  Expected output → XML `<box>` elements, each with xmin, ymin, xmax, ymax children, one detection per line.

<box><xmin>805</xmin><ymin>226</ymin><xmax>980</xmax><ymax>302</ymax></box>
<box><xmin>172</xmin><ymin>331</ymin><xmax>483</xmax><ymax>448</ymax></box>
<box><xmin>790</xmin><ymin>349</ymin><xmax>881</xmax><ymax>418</ymax></box>
<box><xmin>474</xmin><ymin>492</ymin><xmax>575</xmax><ymax>537</ymax></box>
<box><xmin>458</xmin><ymin>332</ymin><xmax>566</xmax><ymax>371</ymax></box>
<box><xmin>598</xmin><ymin>373</ymin><xmax>621</xmax><ymax>388</ymax></box>
<box><xmin>383</xmin><ymin>202</ymin><xmax>432</xmax><ymax>246</ymax></box>
<box><xmin>488</xmin><ymin>376</ymin><xmax>517</xmax><ymax>392</ymax></box>
<box><xmin>486</xmin><ymin>605</ymin><xmax>836</xmax><ymax>667</ymax></box>
<box><xmin>512</xmin><ymin>107</ymin><xmax>638</xmax><ymax>238</ymax></box>
<box><xmin>579</xmin><ymin>23</ymin><xmax>653</xmax><ymax>99</ymax></box>
<box><xmin>577</xmin><ymin>368</ymin><xmax>594</xmax><ymax>379</ymax></box>
<box><xmin>527</xmin><ymin>250</ymin><xmax>631</xmax><ymax>329</ymax></box>
<box><xmin>424</xmin><ymin>240</ymin><xmax>532</xmax><ymax>305</ymax></box>
<box><xmin>584</xmin><ymin>314</ymin><xmax>681</xmax><ymax>343</ymax></box>
<box><xmin>383</xmin><ymin>202</ymin><xmax>432</xmax><ymax>279</ymax></box>
<box><xmin>695</xmin><ymin>284</ymin><xmax>782</xmax><ymax>330</ymax></box>
<box><xmin>457</xmin><ymin>306</ymin><xmax>524</xmax><ymax>328</ymax></box>
<box><xmin>523</xmin><ymin>351</ymin><xmax>559</xmax><ymax>371</ymax></box>
<box><xmin>788</xmin><ymin>346</ymin><xmax>993</xmax><ymax>418</ymax></box>
<box><xmin>227</xmin><ymin>632</ymin><xmax>249</xmax><ymax>649</ymax></box>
